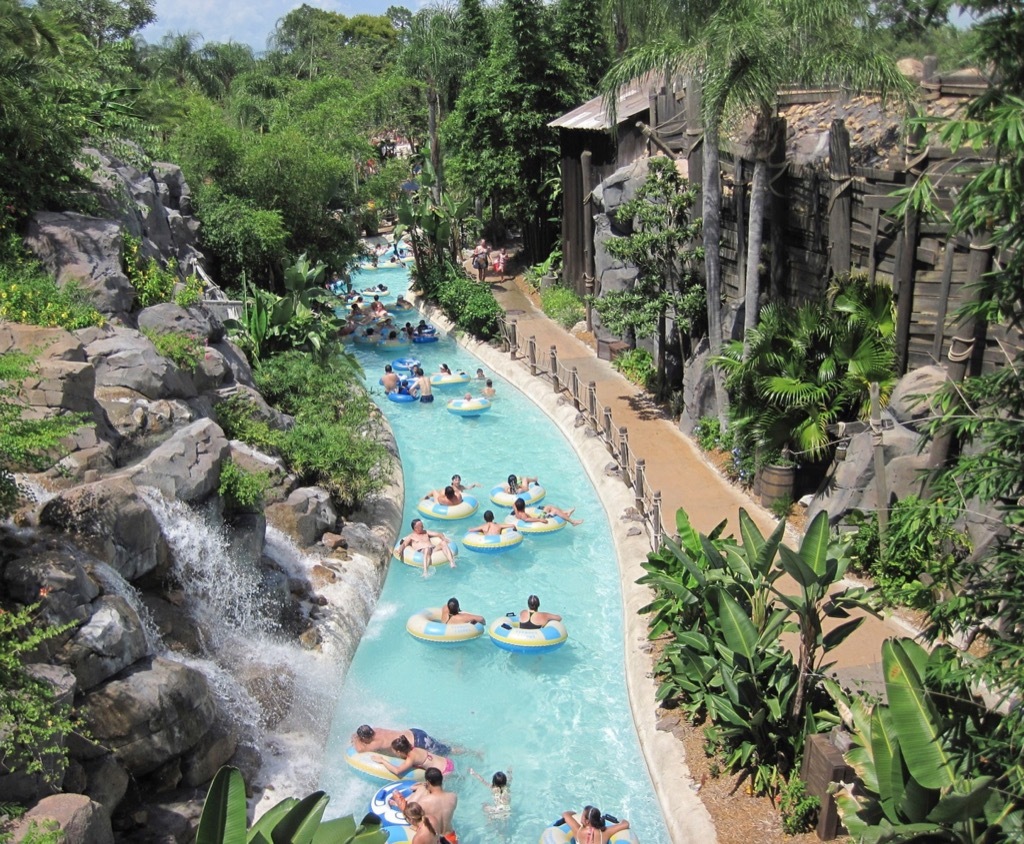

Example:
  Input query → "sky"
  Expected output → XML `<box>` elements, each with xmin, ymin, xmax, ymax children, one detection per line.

<box><xmin>139</xmin><ymin>0</ymin><xmax>403</xmax><ymax>51</ymax></box>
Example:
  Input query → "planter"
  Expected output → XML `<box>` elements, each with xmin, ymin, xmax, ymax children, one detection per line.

<box><xmin>759</xmin><ymin>463</ymin><xmax>795</xmax><ymax>509</ymax></box>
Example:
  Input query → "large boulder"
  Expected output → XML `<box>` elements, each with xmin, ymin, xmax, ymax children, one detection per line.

<box><xmin>83</xmin><ymin>657</ymin><xmax>215</xmax><ymax>777</ymax></box>
<box><xmin>122</xmin><ymin>419</ymin><xmax>228</xmax><ymax>502</ymax></box>
<box><xmin>96</xmin><ymin>392</ymin><xmax>198</xmax><ymax>442</ymax></box>
<box><xmin>889</xmin><ymin>365</ymin><xmax>949</xmax><ymax>430</ymax></box>
<box><xmin>24</xmin><ymin>212</ymin><xmax>135</xmax><ymax>315</ymax></box>
<box><xmin>807</xmin><ymin>414</ymin><xmax>928</xmax><ymax>525</ymax></box>
<box><xmin>84</xmin><ymin>327</ymin><xmax>196</xmax><ymax>400</ymax></box>
<box><xmin>58</xmin><ymin>595</ymin><xmax>149</xmax><ymax>691</ymax></box>
<box><xmin>678</xmin><ymin>337</ymin><xmax>719</xmax><ymax>433</ymax></box>
<box><xmin>2</xmin><ymin>541</ymin><xmax>101</xmax><ymax>625</ymax></box>
<box><xmin>40</xmin><ymin>479</ymin><xmax>170</xmax><ymax>582</ymax></box>
<box><xmin>0</xmin><ymin>324</ymin><xmax>86</xmax><ymax>362</ymax></box>
<box><xmin>10</xmin><ymin>794</ymin><xmax>113</xmax><ymax>844</ymax></box>
<box><xmin>266</xmin><ymin>487</ymin><xmax>337</xmax><ymax>547</ymax></box>
<box><xmin>82</xmin><ymin>753</ymin><xmax>131</xmax><ymax>813</ymax></box>
<box><xmin>208</xmin><ymin>340</ymin><xmax>255</xmax><ymax>388</ymax></box>
<box><xmin>137</xmin><ymin>303</ymin><xmax>225</xmax><ymax>344</ymax></box>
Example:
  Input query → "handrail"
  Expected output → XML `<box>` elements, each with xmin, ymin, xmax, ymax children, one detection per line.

<box><xmin>496</xmin><ymin>314</ymin><xmax>669</xmax><ymax>551</ymax></box>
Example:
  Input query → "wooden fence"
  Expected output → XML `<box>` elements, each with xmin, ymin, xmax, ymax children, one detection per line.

<box><xmin>498</xmin><ymin>316</ymin><xmax>669</xmax><ymax>552</ymax></box>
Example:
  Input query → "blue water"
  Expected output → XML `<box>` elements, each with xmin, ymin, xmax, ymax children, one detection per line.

<box><xmin>320</xmin><ymin>266</ymin><xmax>668</xmax><ymax>843</ymax></box>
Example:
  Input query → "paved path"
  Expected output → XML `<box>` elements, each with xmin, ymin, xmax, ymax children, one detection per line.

<box><xmin>481</xmin><ymin>272</ymin><xmax>911</xmax><ymax>683</ymax></box>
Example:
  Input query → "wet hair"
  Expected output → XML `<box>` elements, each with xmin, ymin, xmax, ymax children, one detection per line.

<box><xmin>527</xmin><ymin>594</ymin><xmax>540</xmax><ymax>611</ymax></box>
<box><xmin>513</xmin><ymin>499</ymin><xmax>527</xmax><ymax>514</ymax></box>
<box><xmin>447</xmin><ymin>597</ymin><xmax>460</xmax><ymax>614</ymax></box>
<box><xmin>404</xmin><ymin>802</ymin><xmax>435</xmax><ymax>834</ymax></box>
<box><xmin>356</xmin><ymin>724</ymin><xmax>375</xmax><ymax>741</ymax></box>
<box><xmin>373</xmin><ymin>295</ymin><xmax>380</xmax><ymax>301</ymax></box>
<box><xmin>451</xmin><ymin>474</ymin><xmax>461</xmax><ymax>483</ymax></box>
<box><xmin>424</xmin><ymin>766</ymin><xmax>443</xmax><ymax>786</ymax></box>
<box><xmin>391</xmin><ymin>735</ymin><xmax>412</xmax><ymax>755</ymax></box>
<box><xmin>388</xmin><ymin>331</ymin><xmax>398</xmax><ymax>339</ymax></box>
<box><xmin>507</xmin><ymin>474</ymin><xmax>518</xmax><ymax>489</ymax></box>
<box><xmin>444</xmin><ymin>485</ymin><xmax>456</xmax><ymax>498</ymax></box>
<box><xmin>492</xmin><ymin>771</ymin><xmax>508</xmax><ymax>788</ymax></box>
<box><xmin>384</xmin><ymin>364</ymin><xmax>393</xmax><ymax>373</ymax></box>
<box><xmin>483</xmin><ymin>510</ymin><xmax>494</xmax><ymax>522</ymax></box>
<box><xmin>586</xmin><ymin>807</ymin><xmax>606</xmax><ymax>830</ymax></box>
<box><xmin>440</xmin><ymin>363</ymin><xmax>451</xmax><ymax>373</ymax></box>
<box><xmin>411</xmin><ymin>518</ymin><xmax>423</xmax><ymax>529</ymax></box>
<box><xmin>486</xmin><ymin>379</ymin><xmax>493</xmax><ymax>387</ymax></box>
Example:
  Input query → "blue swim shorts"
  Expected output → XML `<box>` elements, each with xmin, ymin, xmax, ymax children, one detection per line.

<box><xmin>410</xmin><ymin>728</ymin><xmax>451</xmax><ymax>756</ymax></box>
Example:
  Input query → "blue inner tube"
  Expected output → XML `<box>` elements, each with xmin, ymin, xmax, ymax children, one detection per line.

<box><xmin>412</xmin><ymin>334</ymin><xmax>439</xmax><ymax>344</ymax></box>
<box><xmin>392</xmin><ymin>357</ymin><xmax>421</xmax><ymax>373</ymax></box>
<box><xmin>388</xmin><ymin>390</ymin><xmax>416</xmax><ymax>403</ymax></box>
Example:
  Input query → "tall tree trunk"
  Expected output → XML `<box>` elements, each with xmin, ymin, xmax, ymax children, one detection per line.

<box><xmin>742</xmin><ymin>156</ymin><xmax>768</xmax><ymax>355</ymax></box>
<box><xmin>703</xmin><ymin>123</ymin><xmax>729</xmax><ymax>423</ymax></box>
<box><xmin>427</xmin><ymin>88</ymin><xmax>442</xmax><ymax>204</ymax></box>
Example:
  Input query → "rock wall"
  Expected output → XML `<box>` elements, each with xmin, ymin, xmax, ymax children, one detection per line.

<box><xmin>1</xmin><ymin>154</ymin><xmax>400</xmax><ymax>842</ymax></box>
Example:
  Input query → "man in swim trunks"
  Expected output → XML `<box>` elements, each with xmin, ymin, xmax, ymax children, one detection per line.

<box><xmin>390</xmin><ymin>766</ymin><xmax>459</xmax><ymax>844</ymax></box>
<box><xmin>350</xmin><ymin>724</ymin><xmax>452</xmax><ymax>756</ymax></box>
<box><xmin>428</xmin><ymin>485</ymin><xmax>463</xmax><ymax>506</ymax></box>
<box><xmin>450</xmin><ymin>474</ymin><xmax>480</xmax><ymax>494</ymax></box>
<box><xmin>410</xmin><ymin>367</ymin><xmax>433</xmax><ymax>403</ymax></box>
<box><xmin>467</xmin><ymin>510</ymin><xmax>518</xmax><ymax>536</ymax></box>
<box><xmin>397</xmin><ymin>518</ymin><xmax>456</xmax><ymax>574</ymax></box>
<box><xmin>381</xmin><ymin>364</ymin><xmax>400</xmax><ymax>394</ymax></box>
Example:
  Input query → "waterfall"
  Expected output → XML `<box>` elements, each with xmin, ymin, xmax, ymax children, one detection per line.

<box><xmin>141</xmin><ymin>489</ymin><xmax>384</xmax><ymax>801</ymax></box>
<box><xmin>90</xmin><ymin>562</ymin><xmax>162</xmax><ymax>655</ymax></box>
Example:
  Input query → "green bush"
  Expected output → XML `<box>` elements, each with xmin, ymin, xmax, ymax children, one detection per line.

<box><xmin>524</xmin><ymin>247</ymin><xmax>562</xmax><ymax>290</ymax></box>
<box><xmin>218</xmin><ymin>459</ymin><xmax>267</xmax><ymax>514</ymax></box>
<box><xmin>0</xmin><ymin>352</ymin><xmax>90</xmax><ymax>517</ymax></box>
<box><xmin>845</xmin><ymin>496</ymin><xmax>971</xmax><ymax>607</ymax></box>
<box><xmin>540</xmin><ymin>285</ymin><xmax>585</xmax><ymax>329</ymax></box>
<box><xmin>174</xmin><ymin>274</ymin><xmax>206</xmax><ymax>308</ymax></box>
<box><xmin>216</xmin><ymin>352</ymin><xmax>391</xmax><ymax>510</ymax></box>
<box><xmin>778</xmin><ymin>775</ymin><xmax>820</xmax><ymax>835</ymax></box>
<box><xmin>123</xmin><ymin>235</ymin><xmax>179</xmax><ymax>308</ymax></box>
<box><xmin>612</xmin><ymin>347</ymin><xmax>654</xmax><ymax>388</ymax></box>
<box><xmin>0</xmin><ymin>254</ymin><xmax>104</xmax><ymax>331</ymax></box>
<box><xmin>0</xmin><ymin>603</ymin><xmax>83</xmax><ymax>787</ymax></box>
<box><xmin>416</xmin><ymin>263</ymin><xmax>502</xmax><ymax>339</ymax></box>
<box><xmin>141</xmin><ymin>328</ymin><xmax>205</xmax><ymax>372</ymax></box>
<box><xmin>694</xmin><ymin>416</ymin><xmax>722</xmax><ymax>451</ymax></box>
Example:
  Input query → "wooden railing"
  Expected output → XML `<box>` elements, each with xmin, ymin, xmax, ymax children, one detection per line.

<box><xmin>500</xmin><ymin>316</ymin><xmax>668</xmax><ymax>551</ymax></box>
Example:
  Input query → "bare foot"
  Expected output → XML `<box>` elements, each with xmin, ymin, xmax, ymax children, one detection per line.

<box><xmin>571</xmin><ymin>518</ymin><xmax>584</xmax><ymax>526</ymax></box>
<box><xmin>449</xmin><ymin>562</ymin><xmax>457</xmax><ymax>569</ymax></box>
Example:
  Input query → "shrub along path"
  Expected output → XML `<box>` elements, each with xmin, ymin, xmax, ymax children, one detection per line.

<box><xmin>479</xmin><ymin>269</ymin><xmax>912</xmax><ymax>689</ymax></box>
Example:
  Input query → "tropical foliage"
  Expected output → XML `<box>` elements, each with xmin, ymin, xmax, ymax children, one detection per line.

<box><xmin>641</xmin><ymin>507</ymin><xmax>873</xmax><ymax>795</ymax></box>
<box><xmin>713</xmin><ymin>275</ymin><xmax>895</xmax><ymax>464</ymax></box>
<box><xmin>196</xmin><ymin>765</ymin><xmax>388</xmax><ymax>844</ymax></box>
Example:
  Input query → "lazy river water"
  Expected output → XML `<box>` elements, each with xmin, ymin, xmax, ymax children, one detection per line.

<box><xmin>320</xmin><ymin>265</ymin><xmax>668</xmax><ymax>843</ymax></box>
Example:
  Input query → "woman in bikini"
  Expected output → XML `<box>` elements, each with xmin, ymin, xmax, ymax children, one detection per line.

<box><xmin>373</xmin><ymin>735</ymin><xmax>455</xmax><ymax>777</ymax></box>
<box><xmin>441</xmin><ymin>597</ymin><xmax>485</xmax><ymax>625</ymax></box>
<box><xmin>519</xmin><ymin>594</ymin><xmax>561</xmax><ymax>629</ymax></box>
<box><xmin>561</xmin><ymin>806</ymin><xmax>631</xmax><ymax>844</ymax></box>
<box><xmin>504</xmin><ymin>474</ymin><xmax>538</xmax><ymax>495</ymax></box>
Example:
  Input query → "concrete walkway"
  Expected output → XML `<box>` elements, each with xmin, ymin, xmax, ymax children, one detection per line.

<box><xmin>478</xmin><ymin>271</ymin><xmax>913</xmax><ymax>685</ymax></box>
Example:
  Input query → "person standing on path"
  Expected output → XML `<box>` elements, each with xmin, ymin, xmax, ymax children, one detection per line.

<box><xmin>471</xmin><ymin>240</ymin><xmax>489</xmax><ymax>283</ymax></box>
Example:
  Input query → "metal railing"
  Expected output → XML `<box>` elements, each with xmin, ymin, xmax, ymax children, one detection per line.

<box><xmin>500</xmin><ymin>316</ymin><xmax>668</xmax><ymax>551</ymax></box>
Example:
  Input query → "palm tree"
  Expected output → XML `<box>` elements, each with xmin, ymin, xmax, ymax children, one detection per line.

<box><xmin>603</xmin><ymin>0</ymin><xmax>910</xmax><ymax>417</ymax></box>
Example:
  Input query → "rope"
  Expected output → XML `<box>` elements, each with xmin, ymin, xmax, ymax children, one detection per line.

<box><xmin>947</xmin><ymin>334</ymin><xmax>976</xmax><ymax>363</ymax></box>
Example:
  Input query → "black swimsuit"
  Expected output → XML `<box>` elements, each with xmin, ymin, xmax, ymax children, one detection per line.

<box><xmin>520</xmin><ymin>611</ymin><xmax>541</xmax><ymax>630</ymax></box>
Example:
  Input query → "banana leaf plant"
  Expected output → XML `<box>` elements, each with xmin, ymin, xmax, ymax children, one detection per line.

<box><xmin>195</xmin><ymin>765</ymin><xmax>388</xmax><ymax>844</ymax></box>
<box><xmin>827</xmin><ymin>639</ymin><xmax>1022</xmax><ymax>843</ymax></box>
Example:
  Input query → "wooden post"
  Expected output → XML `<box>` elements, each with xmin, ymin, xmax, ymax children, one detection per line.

<box><xmin>571</xmin><ymin>366</ymin><xmax>581</xmax><ymax>410</ymax></box>
<box><xmin>828</xmin><ymin>120</ymin><xmax>852</xmax><ymax>278</ymax></box>
<box><xmin>634</xmin><ymin>459</ymin><xmax>646</xmax><ymax>511</ymax></box>
<box><xmin>550</xmin><ymin>346</ymin><xmax>559</xmax><ymax>392</ymax></box>
<box><xmin>931</xmin><ymin>241</ymin><xmax>956</xmax><ymax>363</ymax></box>
<box><xmin>686</xmin><ymin>75</ymin><xmax>703</xmax><ymax>214</ymax></box>
<box><xmin>528</xmin><ymin>336</ymin><xmax>537</xmax><ymax>376</ymax></box>
<box><xmin>508</xmin><ymin>321</ymin><xmax>517</xmax><ymax>360</ymax></box>
<box><xmin>893</xmin><ymin>212</ymin><xmax>920</xmax><ymax>375</ymax></box>
<box><xmin>603</xmin><ymin>407</ymin><xmax>613</xmax><ymax>443</ymax></box>
<box><xmin>619</xmin><ymin>427</ymin><xmax>630</xmax><ymax>476</ymax></box>
<box><xmin>735</xmin><ymin>157</ymin><xmax>748</xmax><ymax>296</ymax></box>
<box><xmin>925</xmin><ymin>241</ymin><xmax>994</xmax><ymax>483</ymax></box>
<box><xmin>588</xmin><ymin>382</ymin><xmax>597</xmax><ymax>427</ymax></box>
<box><xmin>870</xmin><ymin>383</ymin><xmax>888</xmax><ymax>554</ymax></box>
<box><xmin>768</xmin><ymin>117</ymin><xmax>788</xmax><ymax>299</ymax></box>
<box><xmin>582</xmin><ymin>150</ymin><xmax>596</xmax><ymax>330</ymax></box>
<box><xmin>652</xmin><ymin>491</ymin><xmax>663</xmax><ymax>549</ymax></box>
<box><xmin>866</xmin><ymin>208</ymin><xmax>881</xmax><ymax>285</ymax></box>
